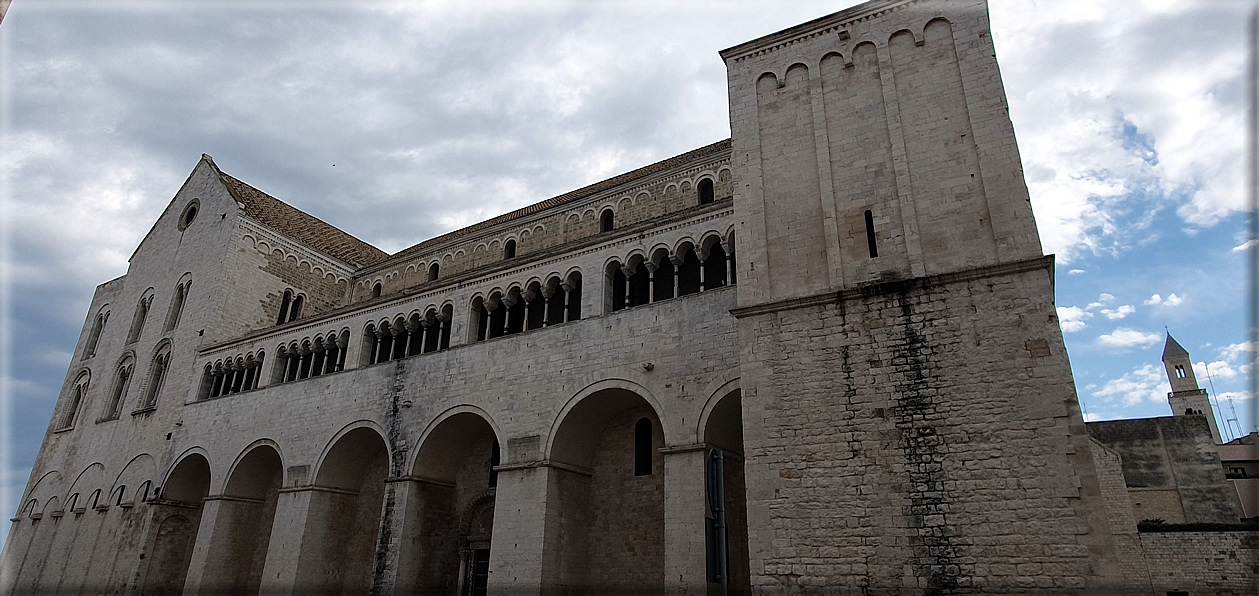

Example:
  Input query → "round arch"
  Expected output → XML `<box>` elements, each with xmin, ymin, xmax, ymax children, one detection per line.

<box><xmin>311</xmin><ymin>420</ymin><xmax>391</xmax><ymax>489</ymax></box>
<box><xmin>546</xmin><ymin>378</ymin><xmax>667</xmax><ymax>468</ymax></box>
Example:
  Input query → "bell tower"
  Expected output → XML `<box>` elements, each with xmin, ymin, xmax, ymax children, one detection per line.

<box><xmin>720</xmin><ymin>0</ymin><xmax>1122</xmax><ymax>591</ymax></box>
<box><xmin>1162</xmin><ymin>334</ymin><xmax>1222</xmax><ymax>443</ymax></box>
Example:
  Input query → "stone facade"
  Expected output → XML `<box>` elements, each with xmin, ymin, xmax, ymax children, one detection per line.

<box><xmin>6</xmin><ymin>0</ymin><xmax>1242</xmax><ymax>594</ymax></box>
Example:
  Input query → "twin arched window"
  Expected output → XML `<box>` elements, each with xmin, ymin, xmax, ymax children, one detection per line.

<box><xmin>58</xmin><ymin>374</ymin><xmax>91</xmax><ymax>430</ymax></box>
<box><xmin>276</xmin><ymin>290</ymin><xmax>304</xmax><ymax>325</ymax></box>
<box><xmin>165</xmin><ymin>277</ymin><xmax>192</xmax><ymax>331</ymax></box>
<box><xmin>103</xmin><ymin>358</ymin><xmax>134</xmax><ymax>420</ymax></box>
<box><xmin>126</xmin><ymin>291</ymin><xmax>155</xmax><ymax>344</ymax></box>
<box><xmin>140</xmin><ymin>345</ymin><xmax>172</xmax><ymax>411</ymax></box>
<box><xmin>83</xmin><ymin>309</ymin><xmax>109</xmax><ymax>360</ymax></box>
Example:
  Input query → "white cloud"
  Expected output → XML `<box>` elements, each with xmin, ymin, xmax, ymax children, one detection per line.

<box><xmin>1057</xmin><ymin>305</ymin><xmax>1093</xmax><ymax>332</ymax></box>
<box><xmin>1194</xmin><ymin>360</ymin><xmax>1239</xmax><ymax>381</ymax></box>
<box><xmin>1232</xmin><ymin>239</ymin><xmax>1258</xmax><ymax>253</ymax></box>
<box><xmin>1098</xmin><ymin>328</ymin><xmax>1162</xmax><ymax>348</ymax></box>
<box><xmin>1086</xmin><ymin>293</ymin><xmax>1116</xmax><ymax>310</ymax></box>
<box><xmin>991</xmin><ymin>2</ymin><xmax>1248</xmax><ymax>262</ymax></box>
<box><xmin>1216</xmin><ymin>390</ymin><xmax>1255</xmax><ymax>402</ymax></box>
<box><xmin>1217</xmin><ymin>341</ymin><xmax>1257</xmax><ymax>363</ymax></box>
<box><xmin>1093</xmin><ymin>363</ymin><xmax>1170</xmax><ymax>406</ymax></box>
<box><xmin>1100</xmin><ymin>304</ymin><xmax>1136</xmax><ymax>320</ymax></box>
<box><xmin>1067</xmin><ymin>269</ymin><xmax>1086</xmax><ymax>275</ymax></box>
<box><xmin>1144</xmin><ymin>293</ymin><xmax>1183</xmax><ymax>307</ymax></box>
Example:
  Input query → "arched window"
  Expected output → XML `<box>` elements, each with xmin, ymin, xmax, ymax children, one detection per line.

<box><xmin>277</xmin><ymin>289</ymin><xmax>304</xmax><ymax>324</ymax></box>
<box><xmin>59</xmin><ymin>374</ymin><xmax>90</xmax><ymax>430</ymax></box>
<box><xmin>288</xmin><ymin>294</ymin><xmax>303</xmax><ymax>323</ymax></box>
<box><xmin>504</xmin><ymin>239</ymin><xmax>517</xmax><ymax>259</ymax></box>
<box><xmin>428</xmin><ymin>263</ymin><xmax>440</xmax><ymax>282</ymax></box>
<box><xmin>83</xmin><ymin>309</ymin><xmax>108</xmax><ymax>360</ymax></box>
<box><xmin>608</xmin><ymin>262</ymin><xmax>627</xmax><ymax>313</ymax></box>
<box><xmin>698</xmin><ymin>178</ymin><xmax>715</xmax><ymax>205</ymax></box>
<box><xmin>140</xmin><ymin>346</ymin><xmax>172</xmax><ymax>410</ymax></box>
<box><xmin>277</xmin><ymin>291</ymin><xmax>292</xmax><ymax>324</ymax></box>
<box><xmin>600</xmin><ymin>209</ymin><xmax>614</xmax><ymax>233</ymax></box>
<box><xmin>677</xmin><ymin>246</ymin><xmax>702</xmax><ymax>296</ymax></box>
<box><xmin>104</xmin><ymin>359</ymin><xmax>134</xmax><ymax>420</ymax></box>
<box><xmin>165</xmin><ymin>279</ymin><xmax>191</xmax><ymax>331</ymax></box>
<box><xmin>634</xmin><ymin>418</ymin><xmax>653</xmax><ymax>476</ymax></box>
<box><xmin>1175</xmin><ymin>365</ymin><xmax>1186</xmax><ymax>379</ymax></box>
<box><xmin>371</xmin><ymin>283</ymin><xmax>382</xmax><ymax>298</ymax></box>
<box><xmin>703</xmin><ymin>241</ymin><xmax>728</xmax><ymax>290</ymax></box>
<box><xmin>126</xmin><ymin>292</ymin><xmax>154</xmax><ymax>344</ymax></box>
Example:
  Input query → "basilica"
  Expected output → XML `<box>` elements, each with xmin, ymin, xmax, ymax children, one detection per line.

<box><xmin>3</xmin><ymin>0</ymin><xmax>1254</xmax><ymax>594</ymax></box>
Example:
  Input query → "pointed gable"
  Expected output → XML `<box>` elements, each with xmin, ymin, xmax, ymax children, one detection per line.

<box><xmin>1162</xmin><ymin>334</ymin><xmax>1190</xmax><ymax>360</ymax></box>
<box><xmin>202</xmin><ymin>155</ymin><xmax>387</xmax><ymax>269</ymax></box>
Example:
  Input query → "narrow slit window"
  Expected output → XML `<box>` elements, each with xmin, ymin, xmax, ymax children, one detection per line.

<box><xmin>864</xmin><ymin>210</ymin><xmax>878</xmax><ymax>258</ymax></box>
<box><xmin>634</xmin><ymin>418</ymin><xmax>653</xmax><ymax>476</ymax></box>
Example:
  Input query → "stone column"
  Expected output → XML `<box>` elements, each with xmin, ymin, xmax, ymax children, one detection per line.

<box><xmin>622</xmin><ymin>266</ymin><xmax>633</xmax><ymax>309</ymax></box>
<box><xmin>256</xmin><ymin>486</ymin><xmax>333</xmax><ymax>595</ymax></box>
<box><xmin>698</xmin><ymin>257</ymin><xmax>707</xmax><ymax>291</ymax></box>
<box><xmin>540</xmin><ymin>286</ymin><xmax>554</xmax><ymax>327</ymax></box>
<box><xmin>487</xmin><ymin>463</ymin><xmax>556</xmax><ymax>595</ymax></box>
<box><xmin>183</xmin><ymin>495</ymin><xmax>264</xmax><ymax>595</ymax></box>
<box><xmin>647</xmin><ymin>263</ymin><xmax>658</xmax><ymax>303</ymax></box>
<box><xmin>662</xmin><ymin>445</ymin><xmax>708</xmax><ymax>595</ymax></box>
<box><xmin>560</xmin><ymin>283</ymin><xmax>574</xmax><ymax>323</ymax></box>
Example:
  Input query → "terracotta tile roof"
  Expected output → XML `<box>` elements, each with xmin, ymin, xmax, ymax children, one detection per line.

<box><xmin>386</xmin><ymin>138</ymin><xmax>732</xmax><ymax>262</ymax></box>
<box><xmin>207</xmin><ymin>158</ymin><xmax>388</xmax><ymax>269</ymax></box>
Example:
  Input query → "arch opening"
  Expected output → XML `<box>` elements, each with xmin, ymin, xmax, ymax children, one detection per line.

<box><xmin>702</xmin><ymin>390</ymin><xmax>750</xmax><ymax>593</ymax></box>
<box><xmin>546</xmin><ymin>388</ymin><xmax>665</xmax><ymax>590</ymax></box>
<box><xmin>406</xmin><ymin>412</ymin><xmax>501</xmax><ymax>594</ymax></box>
<box><xmin>201</xmin><ymin>445</ymin><xmax>283</xmax><ymax>594</ymax></box>
<box><xmin>303</xmin><ymin>428</ymin><xmax>389</xmax><ymax>594</ymax></box>
<box><xmin>144</xmin><ymin>453</ymin><xmax>210</xmax><ymax>595</ymax></box>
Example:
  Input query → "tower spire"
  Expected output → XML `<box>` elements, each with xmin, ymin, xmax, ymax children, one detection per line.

<box><xmin>1161</xmin><ymin>333</ymin><xmax>1223</xmax><ymax>443</ymax></box>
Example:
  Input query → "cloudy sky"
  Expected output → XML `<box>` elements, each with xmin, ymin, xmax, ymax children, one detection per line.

<box><xmin>0</xmin><ymin>0</ymin><xmax>1254</xmax><ymax>545</ymax></box>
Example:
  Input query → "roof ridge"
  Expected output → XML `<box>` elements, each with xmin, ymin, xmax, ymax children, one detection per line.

<box><xmin>206</xmin><ymin>161</ymin><xmax>388</xmax><ymax>269</ymax></box>
<box><xmin>383</xmin><ymin>138</ymin><xmax>732</xmax><ymax>264</ymax></box>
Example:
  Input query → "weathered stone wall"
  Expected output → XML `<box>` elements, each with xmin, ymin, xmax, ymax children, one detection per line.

<box><xmin>586</xmin><ymin>406</ymin><xmax>666</xmax><ymax>590</ymax></box>
<box><xmin>735</xmin><ymin>262</ymin><xmax>1122</xmax><ymax>592</ymax></box>
<box><xmin>1088</xmin><ymin>416</ymin><xmax>1239</xmax><ymax>524</ymax></box>
<box><xmin>1138</xmin><ymin>532</ymin><xmax>1259</xmax><ymax>594</ymax></box>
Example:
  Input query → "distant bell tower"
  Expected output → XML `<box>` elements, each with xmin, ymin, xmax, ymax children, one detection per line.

<box><xmin>1162</xmin><ymin>334</ymin><xmax>1222</xmax><ymax>444</ymax></box>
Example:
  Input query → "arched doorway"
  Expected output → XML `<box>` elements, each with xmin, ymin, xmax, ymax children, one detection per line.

<box><xmin>703</xmin><ymin>389</ymin><xmax>750</xmax><ymax>595</ymax></box>
<box><xmin>201</xmin><ymin>444</ymin><xmax>282</xmax><ymax>594</ymax></box>
<box><xmin>144</xmin><ymin>453</ymin><xmax>210</xmax><ymax>595</ymax></box>
<box><xmin>407</xmin><ymin>411</ymin><xmax>500</xmax><ymax>595</ymax></box>
<box><xmin>309</xmin><ymin>427</ymin><xmax>389</xmax><ymax>595</ymax></box>
<box><xmin>546</xmin><ymin>387</ymin><xmax>666</xmax><ymax>592</ymax></box>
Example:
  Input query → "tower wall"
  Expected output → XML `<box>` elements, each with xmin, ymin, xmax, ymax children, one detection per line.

<box><xmin>723</xmin><ymin>0</ymin><xmax>1122</xmax><ymax>590</ymax></box>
